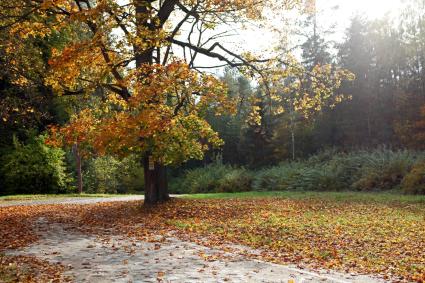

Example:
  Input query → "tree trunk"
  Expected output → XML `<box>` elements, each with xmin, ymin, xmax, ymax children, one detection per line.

<box><xmin>73</xmin><ymin>143</ymin><xmax>83</xmax><ymax>194</ymax></box>
<box><xmin>291</xmin><ymin>129</ymin><xmax>296</xmax><ymax>161</ymax></box>
<box><xmin>143</xmin><ymin>155</ymin><xmax>170</xmax><ymax>205</ymax></box>
<box><xmin>290</xmin><ymin>101</ymin><xmax>296</xmax><ymax>161</ymax></box>
<box><xmin>134</xmin><ymin>1</ymin><xmax>175</xmax><ymax>205</ymax></box>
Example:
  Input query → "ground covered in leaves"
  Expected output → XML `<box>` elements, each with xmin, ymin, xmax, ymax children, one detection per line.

<box><xmin>0</xmin><ymin>255</ymin><xmax>67</xmax><ymax>282</ymax></box>
<box><xmin>1</xmin><ymin>193</ymin><xmax>424</xmax><ymax>282</ymax></box>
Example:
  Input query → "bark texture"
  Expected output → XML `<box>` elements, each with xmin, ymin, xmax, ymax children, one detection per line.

<box><xmin>143</xmin><ymin>155</ymin><xmax>170</xmax><ymax>205</ymax></box>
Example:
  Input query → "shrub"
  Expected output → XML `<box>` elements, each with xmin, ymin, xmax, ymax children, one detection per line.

<box><xmin>171</xmin><ymin>148</ymin><xmax>425</xmax><ymax>195</ymax></box>
<box><xmin>251</xmin><ymin>148</ymin><xmax>422</xmax><ymax>193</ymax></box>
<box><xmin>351</xmin><ymin>149</ymin><xmax>417</xmax><ymax>191</ymax></box>
<box><xmin>324</xmin><ymin>153</ymin><xmax>365</xmax><ymax>187</ymax></box>
<box><xmin>170</xmin><ymin>163</ymin><xmax>253</xmax><ymax>194</ymax></box>
<box><xmin>253</xmin><ymin>162</ymin><xmax>343</xmax><ymax>192</ymax></box>
<box><xmin>0</xmin><ymin>136</ymin><xmax>71</xmax><ymax>195</ymax></box>
<box><xmin>401</xmin><ymin>161</ymin><xmax>425</xmax><ymax>194</ymax></box>
<box><xmin>305</xmin><ymin>148</ymin><xmax>341</xmax><ymax>166</ymax></box>
<box><xmin>253</xmin><ymin>163</ymin><xmax>304</xmax><ymax>191</ymax></box>
<box><xmin>217</xmin><ymin>167</ymin><xmax>253</xmax><ymax>193</ymax></box>
<box><xmin>290</xmin><ymin>166</ymin><xmax>342</xmax><ymax>191</ymax></box>
<box><xmin>115</xmin><ymin>156</ymin><xmax>145</xmax><ymax>194</ymax></box>
<box><xmin>83</xmin><ymin>155</ymin><xmax>144</xmax><ymax>194</ymax></box>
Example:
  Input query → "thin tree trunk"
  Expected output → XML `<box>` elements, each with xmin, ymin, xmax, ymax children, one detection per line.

<box><xmin>290</xmin><ymin>100</ymin><xmax>296</xmax><ymax>161</ymax></box>
<box><xmin>291</xmin><ymin>129</ymin><xmax>296</xmax><ymax>161</ymax></box>
<box><xmin>73</xmin><ymin>143</ymin><xmax>83</xmax><ymax>194</ymax></box>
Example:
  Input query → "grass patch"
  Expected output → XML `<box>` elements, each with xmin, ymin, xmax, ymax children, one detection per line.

<box><xmin>172</xmin><ymin>194</ymin><xmax>425</xmax><ymax>281</ymax></box>
<box><xmin>183</xmin><ymin>191</ymin><xmax>425</xmax><ymax>204</ymax></box>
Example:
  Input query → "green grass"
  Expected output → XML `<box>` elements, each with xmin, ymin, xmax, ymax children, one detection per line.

<box><xmin>183</xmin><ymin>191</ymin><xmax>425</xmax><ymax>204</ymax></box>
<box><xmin>0</xmin><ymin>193</ymin><xmax>136</xmax><ymax>202</ymax></box>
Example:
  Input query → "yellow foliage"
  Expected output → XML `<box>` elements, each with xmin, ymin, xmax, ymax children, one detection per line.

<box><xmin>47</xmin><ymin>61</ymin><xmax>232</xmax><ymax>165</ymax></box>
<box><xmin>1</xmin><ymin>0</ymin><xmax>352</xmax><ymax>165</ymax></box>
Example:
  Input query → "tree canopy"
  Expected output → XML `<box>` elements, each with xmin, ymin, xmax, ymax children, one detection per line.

<box><xmin>0</xmin><ymin>0</ymin><xmax>355</xmax><ymax>203</ymax></box>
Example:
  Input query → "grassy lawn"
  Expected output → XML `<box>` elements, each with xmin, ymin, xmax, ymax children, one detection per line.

<box><xmin>0</xmin><ymin>193</ymin><xmax>137</xmax><ymax>202</ymax></box>
<box><xmin>183</xmin><ymin>190</ymin><xmax>425</xmax><ymax>204</ymax></box>
<box><xmin>178</xmin><ymin>191</ymin><xmax>425</xmax><ymax>281</ymax></box>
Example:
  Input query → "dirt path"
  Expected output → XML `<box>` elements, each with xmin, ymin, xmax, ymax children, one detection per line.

<box><xmin>7</xmin><ymin>216</ymin><xmax>385</xmax><ymax>283</ymax></box>
<box><xmin>0</xmin><ymin>195</ymin><xmax>144</xmax><ymax>207</ymax></box>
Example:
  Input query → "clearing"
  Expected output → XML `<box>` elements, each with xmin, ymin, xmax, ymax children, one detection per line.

<box><xmin>0</xmin><ymin>192</ymin><xmax>424</xmax><ymax>282</ymax></box>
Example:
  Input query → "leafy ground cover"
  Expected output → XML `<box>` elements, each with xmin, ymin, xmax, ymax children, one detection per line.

<box><xmin>0</xmin><ymin>255</ymin><xmax>67</xmax><ymax>283</ymax></box>
<box><xmin>0</xmin><ymin>192</ymin><xmax>424</xmax><ymax>282</ymax></box>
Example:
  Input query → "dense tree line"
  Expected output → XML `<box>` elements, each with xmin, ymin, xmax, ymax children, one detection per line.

<box><xmin>205</xmin><ymin>1</ymin><xmax>425</xmax><ymax>169</ymax></box>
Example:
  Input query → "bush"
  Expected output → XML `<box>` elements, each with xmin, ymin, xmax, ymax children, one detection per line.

<box><xmin>253</xmin><ymin>163</ymin><xmax>304</xmax><ymax>191</ymax></box>
<box><xmin>401</xmin><ymin>161</ymin><xmax>425</xmax><ymax>194</ymax></box>
<box><xmin>290</xmin><ymin>166</ymin><xmax>342</xmax><ymax>191</ymax></box>
<box><xmin>0</xmin><ymin>136</ymin><xmax>71</xmax><ymax>195</ymax></box>
<box><xmin>83</xmin><ymin>155</ymin><xmax>144</xmax><ymax>194</ymax></box>
<box><xmin>251</xmin><ymin>148</ymin><xmax>422</xmax><ymax>193</ymax></box>
<box><xmin>351</xmin><ymin>149</ymin><xmax>417</xmax><ymax>191</ymax></box>
<box><xmin>170</xmin><ymin>163</ymin><xmax>253</xmax><ymax>194</ymax></box>
<box><xmin>253</xmin><ymin>162</ymin><xmax>343</xmax><ymax>192</ymax></box>
<box><xmin>217</xmin><ymin>167</ymin><xmax>253</xmax><ymax>193</ymax></box>
<box><xmin>171</xmin><ymin>148</ymin><xmax>425</xmax><ymax>195</ymax></box>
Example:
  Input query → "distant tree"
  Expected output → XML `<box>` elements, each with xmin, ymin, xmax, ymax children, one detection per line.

<box><xmin>298</xmin><ymin>2</ymin><xmax>333</xmax><ymax>69</ymax></box>
<box><xmin>332</xmin><ymin>10</ymin><xmax>425</xmax><ymax>150</ymax></box>
<box><xmin>271</xmin><ymin>57</ymin><xmax>353</xmax><ymax>160</ymax></box>
<box><xmin>0</xmin><ymin>136</ymin><xmax>70</xmax><ymax>195</ymax></box>
<box><xmin>206</xmin><ymin>70</ymin><xmax>253</xmax><ymax>165</ymax></box>
<box><xmin>271</xmin><ymin>5</ymin><xmax>339</xmax><ymax>160</ymax></box>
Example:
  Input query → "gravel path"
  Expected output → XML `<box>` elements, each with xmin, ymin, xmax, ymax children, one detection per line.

<box><xmin>0</xmin><ymin>195</ymin><xmax>144</xmax><ymax>207</ymax></box>
<box><xmin>7</xmin><ymin>216</ymin><xmax>386</xmax><ymax>283</ymax></box>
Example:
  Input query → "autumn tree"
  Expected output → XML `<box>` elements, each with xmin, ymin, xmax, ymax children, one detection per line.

<box><xmin>271</xmin><ymin>56</ymin><xmax>353</xmax><ymax>160</ymax></box>
<box><xmin>0</xmin><ymin>0</ymin><xmax>354</xmax><ymax>204</ymax></box>
<box><xmin>0</xmin><ymin>0</ymin><xmax>291</xmax><ymax>203</ymax></box>
<box><xmin>270</xmin><ymin>4</ymin><xmax>349</xmax><ymax>161</ymax></box>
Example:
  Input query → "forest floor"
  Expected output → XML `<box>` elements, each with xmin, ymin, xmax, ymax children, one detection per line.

<box><xmin>0</xmin><ymin>192</ymin><xmax>424</xmax><ymax>282</ymax></box>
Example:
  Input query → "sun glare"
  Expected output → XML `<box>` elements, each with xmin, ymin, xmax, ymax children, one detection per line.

<box><xmin>324</xmin><ymin>0</ymin><xmax>404</xmax><ymax>19</ymax></box>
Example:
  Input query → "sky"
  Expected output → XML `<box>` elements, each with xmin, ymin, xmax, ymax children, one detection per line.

<box><xmin>265</xmin><ymin>0</ymin><xmax>404</xmax><ymax>47</ymax></box>
<box><xmin>116</xmin><ymin>0</ymin><xmax>407</xmax><ymax>72</ymax></box>
<box><xmin>215</xmin><ymin>0</ymin><xmax>406</xmax><ymax>67</ymax></box>
<box><xmin>323</xmin><ymin>0</ymin><xmax>404</xmax><ymax>20</ymax></box>
<box><xmin>319</xmin><ymin>0</ymin><xmax>404</xmax><ymax>35</ymax></box>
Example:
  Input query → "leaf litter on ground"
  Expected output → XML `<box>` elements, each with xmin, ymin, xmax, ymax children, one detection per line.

<box><xmin>0</xmin><ymin>196</ymin><xmax>424</xmax><ymax>282</ymax></box>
